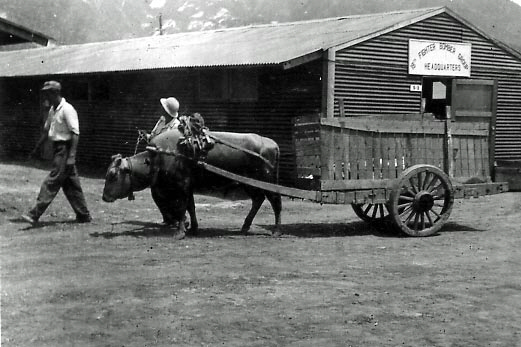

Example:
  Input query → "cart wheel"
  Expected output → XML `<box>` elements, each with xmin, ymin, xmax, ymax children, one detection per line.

<box><xmin>351</xmin><ymin>203</ymin><xmax>390</xmax><ymax>223</ymax></box>
<box><xmin>389</xmin><ymin>164</ymin><xmax>454</xmax><ymax>236</ymax></box>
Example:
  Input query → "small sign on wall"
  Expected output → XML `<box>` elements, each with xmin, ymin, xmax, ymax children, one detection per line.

<box><xmin>409</xmin><ymin>39</ymin><xmax>471</xmax><ymax>77</ymax></box>
<box><xmin>410</xmin><ymin>84</ymin><xmax>422</xmax><ymax>92</ymax></box>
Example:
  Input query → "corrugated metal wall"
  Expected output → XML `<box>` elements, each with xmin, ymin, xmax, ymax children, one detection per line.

<box><xmin>334</xmin><ymin>13</ymin><xmax>521</xmax><ymax>161</ymax></box>
<box><xmin>0</xmin><ymin>63</ymin><xmax>322</xmax><ymax>185</ymax></box>
<box><xmin>0</xmin><ymin>78</ymin><xmax>42</xmax><ymax>157</ymax></box>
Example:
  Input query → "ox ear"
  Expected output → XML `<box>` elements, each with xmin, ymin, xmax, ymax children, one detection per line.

<box><xmin>120</xmin><ymin>158</ymin><xmax>131</xmax><ymax>173</ymax></box>
<box><xmin>111</xmin><ymin>153</ymin><xmax>122</xmax><ymax>161</ymax></box>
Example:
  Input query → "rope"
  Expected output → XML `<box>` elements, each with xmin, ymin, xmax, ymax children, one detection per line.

<box><xmin>134</xmin><ymin>130</ymin><xmax>148</xmax><ymax>155</ymax></box>
<box><xmin>206</xmin><ymin>132</ymin><xmax>274</xmax><ymax>170</ymax></box>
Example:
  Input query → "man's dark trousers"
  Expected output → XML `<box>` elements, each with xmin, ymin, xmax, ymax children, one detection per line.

<box><xmin>28</xmin><ymin>141</ymin><xmax>90</xmax><ymax>220</ymax></box>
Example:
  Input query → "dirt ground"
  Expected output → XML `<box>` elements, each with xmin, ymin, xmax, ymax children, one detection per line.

<box><xmin>1</xmin><ymin>160</ymin><xmax>520</xmax><ymax>347</ymax></box>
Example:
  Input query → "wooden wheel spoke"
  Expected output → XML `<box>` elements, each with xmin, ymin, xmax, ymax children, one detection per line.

<box><xmin>417</xmin><ymin>172</ymin><xmax>424</xmax><ymax>192</ymax></box>
<box><xmin>425</xmin><ymin>176</ymin><xmax>440</xmax><ymax>192</ymax></box>
<box><xmin>398</xmin><ymin>203</ymin><xmax>412</xmax><ymax>215</ymax></box>
<box><xmin>412</xmin><ymin>212</ymin><xmax>420</xmax><ymax>230</ymax></box>
<box><xmin>422</xmin><ymin>172</ymin><xmax>433</xmax><ymax>190</ymax></box>
<box><xmin>404</xmin><ymin>209</ymin><xmax>416</xmax><ymax>224</ymax></box>
<box><xmin>379</xmin><ymin>204</ymin><xmax>385</xmax><ymax>219</ymax></box>
<box><xmin>427</xmin><ymin>182</ymin><xmax>443</xmax><ymax>194</ymax></box>
<box><xmin>401</xmin><ymin>186</ymin><xmax>415</xmax><ymax>197</ymax></box>
<box><xmin>399</xmin><ymin>205</ymin><xmax>413</xmax><ymax>218</ymax></box>
<box><xmin>432</xmin><ymin>194</ymin><xmax>446</xmax><ymax>201</ymax></box>
<box><xmin>430</xmin><ymin>209</ymin><xmax>441</xmax><ymax>220</ymax></box>
<box><xmin>426</xmin><ymin>211</ymin><xmax>434</xmax><ymax>226</ymax></box>
<box><xmin>398</xmin><ymin>195</ymin><xmax>414</xmax><ymax>202</ymax></box>
<box><xmin>371</xmin><ymin>205</ymin><xmax>378</xmax><ymax>219</ymax></box>
<box><xmin>420</xmin><ymin>212</ymin><xmax>426</xmax><ymax>230</ymax></box>
<box><xmin>363</xmin><ymin>204</ymin><xmax>372</xmax><ymax>215</ymax></box>
<box><xmin>409</xmin><ymin>178</ymin><xmax>418</xmax><ymax>194</ymax></box>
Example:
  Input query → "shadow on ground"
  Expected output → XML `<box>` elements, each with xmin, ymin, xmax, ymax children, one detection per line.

<box><xmin>87</xmin><ymin>219</ymin><xmax>482</xmax><ymax>239</ymax></box>
<box><xmin>9</xmin><ymin>217</ymin><xmax>80</xmax><ymax>231</ymax></box>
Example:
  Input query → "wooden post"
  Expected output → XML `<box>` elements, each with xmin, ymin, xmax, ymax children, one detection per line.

<box><xmin>321</xmin><ymin>49</ymin><xmax>335</xmax><ymax>119</ymax></box>
<box><xmin>444</xmin><ymin>106</ymin><xmax>454</xmax><ymax>177</ymax></box>
<box><xmin>420</xmin><ymin>97</ymin><xmax>426</xmax><ymax>125</ymax></box>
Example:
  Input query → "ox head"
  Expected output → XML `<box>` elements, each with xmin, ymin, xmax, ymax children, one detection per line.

<box><xmin>102</xmin><ymin>151</ymin><xmax>154</xmax><ymax>203</ymax></box>
<box><xmin>102</xmin><ymin>154</ymin><xmax>134</xmax><ymax>202</ymax></box>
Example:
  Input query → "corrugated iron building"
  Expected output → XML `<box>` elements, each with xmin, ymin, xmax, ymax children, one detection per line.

<box><xmin>1</xmin><ymin>7</ymin><xmax>520</xmax><ymax>185</ymax></box>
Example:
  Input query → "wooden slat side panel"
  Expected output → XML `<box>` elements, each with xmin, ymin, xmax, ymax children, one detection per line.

<box><xmin>317</xmin><ymin>117</ymin><xmax>491</xmax><ymax>183</ymax></box>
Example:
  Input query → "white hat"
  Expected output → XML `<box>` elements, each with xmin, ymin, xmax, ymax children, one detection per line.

<box><xmin>160</xmin><ymin>97</ymin><xmax>180</xmax><ymax>117</ymax></box>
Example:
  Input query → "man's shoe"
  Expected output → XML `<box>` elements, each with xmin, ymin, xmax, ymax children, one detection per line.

<box><xmin>172</xmin><ymin>229</ymin><xmax>186</xmax><ymax>240</ymax></box>
<box><xmin>76</xmin><ymin>215</ymin><xmax>92</xmax><ymax>223</ymax></box>
<box><xmin>21</xmin><ymin>214</ymin><xmax>38</xmax><ymax>225</ymax></box>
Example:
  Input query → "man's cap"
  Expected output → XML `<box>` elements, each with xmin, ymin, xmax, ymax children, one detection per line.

<box><xmin>160</xmin><ymin>97</ymin><xmax>180</xmax><ymax>117</ymax></box>
<box><xmin>41</xmin><ymin>80</ymin><xmax>61</xmax><ymax>91</ymax></box>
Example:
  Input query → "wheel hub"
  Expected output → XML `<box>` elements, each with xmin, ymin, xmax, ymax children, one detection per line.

<box><xmin>413</xmin><ymin>191</ymin><xmax>435</xmax><ymax>212</ymax></box>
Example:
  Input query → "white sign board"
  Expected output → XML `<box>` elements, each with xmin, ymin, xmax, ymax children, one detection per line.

<box><xmin>408</xmin><ymin>39</ymin><xmax>471</xmax><ymax>77</ymax></box>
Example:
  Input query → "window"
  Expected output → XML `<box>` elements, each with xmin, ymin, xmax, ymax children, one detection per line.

<box><xmin>422</xmin><ymin>78</ymin><xmax>452</xmax><ymax>119</ymax></box>
<box><xmin>199</xmin><ymin>69</ymin><xmax>258</xmax><ymax>102</ymax></box>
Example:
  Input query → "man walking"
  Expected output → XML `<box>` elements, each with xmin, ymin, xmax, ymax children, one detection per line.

<box><xmin>22</xmin><ymin>80</ymin><xmax>92</xmax><ymax>225</ymax></box>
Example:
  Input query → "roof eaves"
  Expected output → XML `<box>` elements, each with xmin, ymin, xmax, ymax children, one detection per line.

<box><xmin>282</xmin><ymin>49</ymin><xmax>324</xmax><ymax>70</ymax></box>
<box><xmin>1</xmin><ymin>62</ymin><xmax>281</xmax><ymax>78</ymax></box>
<box><xmin>328</xmin><ymin>6</ymin><xmax>446</xmax><ymax>52</ymax></box>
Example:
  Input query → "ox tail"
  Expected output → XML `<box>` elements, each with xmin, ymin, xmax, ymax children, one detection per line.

<box><xmin>275</xmin><ymin>144</ymin><xmax>280</xmax><ymax>185</ymax></box>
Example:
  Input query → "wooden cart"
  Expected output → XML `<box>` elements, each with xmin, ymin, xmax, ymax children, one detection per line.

<box><xmin>153</xmin><ymin>108</ymin><xmax>508</xmax><ymax>237</ymax></box>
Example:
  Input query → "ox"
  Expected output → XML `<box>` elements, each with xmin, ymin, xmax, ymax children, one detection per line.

<box><xmin>102</xmin><ymin>129</ymin><xmax>282</xmax><ymax>238</ymax></box>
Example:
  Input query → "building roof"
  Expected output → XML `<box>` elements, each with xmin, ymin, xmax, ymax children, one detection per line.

<box><xmin>0</xmin><ymin>17</ymin><xmax>55</xmax><ymax>48</ymax></box>
<box><xmin>0</xmin><ymin>7</ymin><xmax>518</xmax><ymax>77</ymax></box>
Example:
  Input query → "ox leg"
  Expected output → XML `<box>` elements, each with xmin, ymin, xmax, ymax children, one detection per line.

<box><xmin>186</xmin><ymin>193</ymin><xmax>198</xmax><ymax>235</ymax></box>
<box><xmin>241</xmin><ymin>188</ymin><xmax>265</xmax><ymax>234</ymax></box>
<box><xmin>265</xmin><ymin>192</ymin><xmax>282</xmax><ymax>236</ymax></box>
<box><xmin>151</xmin><ymin>187</ymin><xmax>176</xmax><ymax>225</ymax></box>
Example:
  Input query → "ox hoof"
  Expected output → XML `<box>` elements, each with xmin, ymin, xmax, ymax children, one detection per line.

<box><xmin>172</xmin><ymin>230</ymin><xmax>186</xmax><ymax>240</ymax></box>
<box><xmin>241</xmin><ymin>227</ymin><xmax>253</xmax><ymax>235</ymax></box>
<box><xmin>271</xmin><ymin>230</ymin><xmax>282</xmax><ymax>237</ymax></box>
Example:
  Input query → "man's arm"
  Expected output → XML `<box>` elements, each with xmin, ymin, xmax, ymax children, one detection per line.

<box><xmin>63</xmin><ymin>104</ymin><xmax>80</xmax><ymax>165</ymax></box>
<box><xmin>149</xmin><ymin>116</ymin><xmax>166</xmax><ymax>139</ymax></box>
<box><xmin>29</xmin><ymin>131</ymin><xmax>48</xmax><ymax>158</ymax></box>
<box><xmin>67</xmin><ymin>133</ymin><xmax>79</xmax><ymax>165</ymax></box>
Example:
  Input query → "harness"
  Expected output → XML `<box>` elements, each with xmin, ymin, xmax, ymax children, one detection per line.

<box><xmin>125</xmin><ymin>156</ymin><xmax>136</xmax><ymax>200</ymax></box>
<box><xmin>124</xmin><ymin>154</ymin><xmax>152</xmax><ymax>201</ymax></box>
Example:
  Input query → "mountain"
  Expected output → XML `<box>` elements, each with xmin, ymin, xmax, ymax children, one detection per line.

<box><xmin>1</xmin><ymin>0</ymin><xmax>520</xmax><ymax>52</ymax></box>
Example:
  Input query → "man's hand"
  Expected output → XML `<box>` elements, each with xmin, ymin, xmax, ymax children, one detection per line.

<box><xmin>138</xmin><ymin>129</ymin><xmax>150</xmax><ymax>142</ymax></box>
<box><xmin>66</xmin><ymin>155</ymin><xmax>76</xmax><ymax>166</ymax></box>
